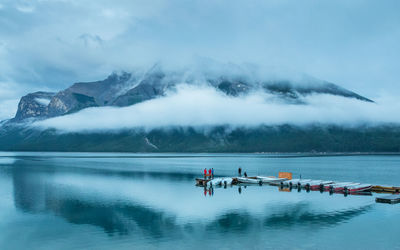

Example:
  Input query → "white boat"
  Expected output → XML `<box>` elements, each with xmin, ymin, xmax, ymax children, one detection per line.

<box><xmin>256</xmin><ymin>176</ymin><xmax>287</xmax><ymax>184</ymax></box>
<box><xmin>299</xmin><ymin>180</ymin><xmax>323</xmax><ymax>188</ymax></box>
<box><xmin>307</xmin><ymin>180</ymin><xmax>335</xmax><ymax>190</ymax></box>
<box><xmin>325</xmin><ymin>182</ymin><xmax>360</xmax><ymax>191</ymax></box>
<box><xmin>237</xmin><ymin>177</ymin><xmax>260</xmax><ymax>184</ymax></box>
<box><xmin>222</xmin><ymin>178</ymin><xmax>233</xmax><ymax>186</ymax></box>
<box><xmin>207</xmin><ymin>178</ymin><xmax>223</xmax><ymax>187</ymax></box>
<box><xmin>283</xmin><ymin>179</ymin><xmax>312</xmax><ymax>187</ymax></box>
<box><xmin>345</xmin><ymin>184</ymin><xmax>372</xmax><ymax>192</ymax></box>
<box><xmin>300</xmin><ymin>180</ymin><xmax>334</xmax><ymax>188</ymax></box>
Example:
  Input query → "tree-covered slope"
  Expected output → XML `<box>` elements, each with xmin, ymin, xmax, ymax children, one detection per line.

<box><xmin>1</xmin><ymin>125</ymin><xmax>399</xmax><ymax>152</ymax></box>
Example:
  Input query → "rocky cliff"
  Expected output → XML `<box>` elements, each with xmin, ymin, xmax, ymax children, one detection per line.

<box><xmin>10</xmin><ymin>65</ymin><xmax>373</xmax><ymax>122</ymax></box>
<box><xmin>14</xmin><ymin>91</ymin><xmax>56</xmax><ymax>121</ymax></box>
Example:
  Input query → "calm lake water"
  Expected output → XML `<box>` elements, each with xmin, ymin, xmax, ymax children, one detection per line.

<box><xmin>0</xmin><ymin>152</ymin><xmax>399</xmax><ymax>250</ymax></box>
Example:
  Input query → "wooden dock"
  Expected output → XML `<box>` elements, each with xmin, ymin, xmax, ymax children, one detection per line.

<box><xmin>376</xmin><ymin>194</ymin><xmax>400</xmax><ymax>204</ymax></box>
<box><xmin>195</xmin><ymin>178</ymin><xmax>210</xmax><ymax>186</ymax></box>
<box><xmin>195</xmin><ymin>173</ymin><xmax>400</xmax><ymax>204</ymax></box>
<box><xmin>196</xmin><ymin>177</ymin><xmax>239</xmax><ymax>186</ymax></box>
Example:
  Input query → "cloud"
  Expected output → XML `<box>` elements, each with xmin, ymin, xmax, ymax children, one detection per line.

<box><xmin>0</xmin><ymin>79</ymin><xmax>54</xmax><ymax>120</ymax></box>
<box><xmin>1</xmin><ymin>0</ymin><xmax>400</xmax><ymax>121</ymax></box>
<box><xmin>0</xmin><ymin>0</ymin><xmax>399</xmax><ymax>96</ymax></box>
<box><xmin>33</xmin><ymin>84</ymin><xmax>400</xmax><ymax>132</ymax></box>
<box><xmin>15</xmin><ymin>5</ymin><xmax>35</xmax><ymax>13</ymax></box>
<box><xmin>0</xmin><ymin>99</ymin><xmax>19</xmax><ymax>120</ymax></box>
<box><xmin>0</xmin><ymin>81</ymin><xmax>27</xmax><ymax>120</ymax></box>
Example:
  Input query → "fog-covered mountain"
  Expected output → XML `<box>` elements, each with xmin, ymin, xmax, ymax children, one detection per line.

<box><xmin>4</xmin><ymin>64</ymin><xmax>400</xmax><ymax>153</ymax></box>
<box><xmin>10</xmin><ymin>65</ymin><xmax>373</xmax><ymax>123</ymax></box>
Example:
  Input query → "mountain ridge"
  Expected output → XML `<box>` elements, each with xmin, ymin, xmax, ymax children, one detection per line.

<box><xmin>8</xmin><ymin>65</ymin><xmax>373</xmax><ymax>123</ymax></box>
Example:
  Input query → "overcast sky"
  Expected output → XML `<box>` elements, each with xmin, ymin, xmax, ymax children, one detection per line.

<box><xmin>0</xmin><ymin>0</ymin><xmax>399</xmax><ymax>120</ymax></box>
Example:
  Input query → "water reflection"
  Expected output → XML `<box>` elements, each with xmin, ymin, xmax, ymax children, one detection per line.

<box><xmin>203</xmin><ymin>187</ymin><xmax>214</xmax><ymax>196</ymax></box>
<box><xmin>8</xmin><ymin>158</ymin><xmax>376</xmax><ymax>239</ymax></box>
<box><xmin>12</xmin><ymin>162</ymin><xmax>181</xmax><ymax>238</ymax></box>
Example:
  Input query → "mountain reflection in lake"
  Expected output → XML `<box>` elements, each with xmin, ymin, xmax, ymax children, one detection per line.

<box><xmin>0</xmin><ymin>153</ymin><xmax>399</xmax><ymax>249</ymax></box>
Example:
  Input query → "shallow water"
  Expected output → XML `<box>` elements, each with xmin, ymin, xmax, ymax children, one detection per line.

<box><xmin>0</xmin><ymin>152</ymin><xmax>399</xmax><ymax>249</ymax></box>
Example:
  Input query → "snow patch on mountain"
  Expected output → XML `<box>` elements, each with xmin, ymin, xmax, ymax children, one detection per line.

<box><xmin>34</xmin><ymin>98</ymin><xmax>51</xmax><ymax>106</ymax></box>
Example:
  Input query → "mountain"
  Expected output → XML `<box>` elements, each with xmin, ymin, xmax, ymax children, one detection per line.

<box><xmin>14</xmin><ymin>91</ymin><xmax>56</xmax><ymax>121</ymax></box>
<box><xmin>9</xmin><ymin>65</ymin><xmax>373</xmax><ymax>123</ymax></box>
<box><xmin>2</xmin><ymin>65</ymin><xmax>394</xmax><ymax>153</ymax></box>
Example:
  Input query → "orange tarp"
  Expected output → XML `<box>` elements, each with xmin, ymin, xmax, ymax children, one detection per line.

<box><xmin>278</xmin><ymin>172</ymin><xmax>292</xmax><ymax>180</ymax></box>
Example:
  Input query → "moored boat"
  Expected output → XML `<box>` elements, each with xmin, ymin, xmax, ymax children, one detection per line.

<box><xmin>306</xmin><ymin>180</ymin><xmax>335</xmax><ymax>190</ymax></box>
<box><xmin>325</xmin><ymin>182</ymin><xmax>360</xmax><ymax>192</ymax></box>
<box><xmin>345</xmin><ymin>184</ymin><xmax>372</xmax><ymax>193</ymax></box>
<box><xmin>207</xmin><ymin>178</ymin><xmax>223</xmax><ymax>187</ymax></box>
<box><xmin>282</xmin><ymin>179</ymin><xmax>312</xmax><ymax>187</ymax></box>
<box><xmin>256</xmin><ymin>176</ymin><xmax>287</xmax><ymax>184</ymax></box>
<box><xmin>237</xmin><ymin>177</ymin><xmax>261</xmax><ymax>184</ymax></box>
<box><xmin>222</xmin><ymin>178</ymin><xmax>233</xmax><ymax>186</ymax></box>
<box><xmin>299</xmin><ymin>180</ymin><xmax>323</xmax><ymax>188</ymax></box>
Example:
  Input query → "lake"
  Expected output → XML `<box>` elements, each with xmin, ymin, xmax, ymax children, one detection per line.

<box><xmin>0</xmin><ymin>152</ymin><xmax>399</xmax><ymax>249</ymax></box>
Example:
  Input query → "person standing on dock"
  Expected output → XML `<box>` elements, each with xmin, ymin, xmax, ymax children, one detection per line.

<box><xmin>211</xmin><ymin>168</ymin><xmax>214</xmax><ymax>179</ymax></box>
<box><xmin>244</xmin><ymin>171</ymin><xmax>247</xmax><ymax>177</ymax></box>
<box><xmin>204</xmin><ymin>168</ymin><xmax>207</xmax><ymax>179</ymax></box>
<box><xmin>238</xmin><ymin>167</ymin><xmax>242</xmax><ymax>176</ymax></box>
<box><xmin>208</xmin><ymin>169</ymin><xmax>212</xmax><ymax>179</ymax></box>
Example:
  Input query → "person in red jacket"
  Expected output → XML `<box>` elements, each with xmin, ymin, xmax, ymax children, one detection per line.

<box><xmin>208</xmin><ymin>169</ymin><xmax>212</xmax><ymax>179</ymax></box>
<box><xmin>204</xmin><ymin>168</ymin><xmax>207</xmax><ymax>179</ymax></box>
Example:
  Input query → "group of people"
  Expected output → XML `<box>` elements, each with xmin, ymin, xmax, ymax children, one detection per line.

<box><xmin>238</xmin><ymin>167</ymin><xmax>247</xmax><ymax>177</ymax></box>
<box><xmin>203</xmin><ymin>166</ymin><xmax>249</xmax><ymax>180</ymax></box>
<box><xmin>203</xmin><ymin>168</ymin><xmax>214</xmax><ymax>179</ymax></box>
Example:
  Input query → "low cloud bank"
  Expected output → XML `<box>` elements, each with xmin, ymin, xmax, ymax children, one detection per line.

<box><xmin>33</xmin><ymin>85</ymin><xmax>400</xmax><ymax>133</ymax></box>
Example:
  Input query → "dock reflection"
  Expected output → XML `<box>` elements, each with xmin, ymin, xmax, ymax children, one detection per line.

<box><xmin>10</xmin><ymin>159</ymin><xmax>373</xmax><ymax>237</ymax></box>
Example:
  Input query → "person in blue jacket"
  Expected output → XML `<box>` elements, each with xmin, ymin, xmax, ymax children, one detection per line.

<box><xmin>211</xmin><ymin>168</ymin><xmax>214</xmax><ymax>179</ymax></box>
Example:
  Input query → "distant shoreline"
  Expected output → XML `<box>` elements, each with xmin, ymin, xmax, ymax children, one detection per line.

<box><xmin>1</xmin><ymin>151</ymin><xmax>400</xmax><ymax>158</ymax></box>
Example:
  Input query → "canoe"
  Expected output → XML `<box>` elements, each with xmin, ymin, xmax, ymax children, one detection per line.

<box><xmin>308</xmin><ymin>181</ymin><xmax>335</xmax><ymax>190</ymax></box>
<box><xmin>282</xmin><ymin>179</ymin><xmax>312</xmax><ymax>187</ymax></box>
<box><xmin>345</xmin><ymin>184</ymin><xmax>372</xmax><ymax>192</ymax></box>
<box><xmin>371</xmin><ymin>185</ymin><xmax>400</xmax><ymax>193</ymax></box>
<box><xmin>256</xmin><ymin>176</ymin><xmax>287</xmax><ymax>184</ymax></box>
<box><xmin>222</xmin><ymin>178</ymin><xmax>233</xmax><ymax>186</ymax></box>
<box><xmin>299</xmin><ymin>180</ymin><xmax>323</xmax><ymax>188</ymax></box>
<box><xmin>298</xmin><ymin>180</ymin><xmax>334</xmax><ymax>188</ymax></box>
<box><xmin>237</xmin><ymin>177</ymin><xmax>261</xmax><ymax>184</ymax></box>
<box><xmin>325</xmin><ymin>182</ymin><xmax>360</xmax><ymax>192</ymax></box>
<box><xmin>207</xmin><ymin>178</ymin><xmax>223</xmax><ymax>187</ymax></box>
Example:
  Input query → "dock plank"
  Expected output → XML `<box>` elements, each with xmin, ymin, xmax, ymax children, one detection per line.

<box><xmin>376</xmin><ymin>194</ymin><xmax>400</xmax><ymax>204</ymax></box>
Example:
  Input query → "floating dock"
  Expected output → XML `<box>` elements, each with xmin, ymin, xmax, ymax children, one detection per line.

<box><xmin>195</xmin><ymin>172</ymin><xmax>400</xmax><ymax>203</ymax></box>
<box><xmin>376</xmin><ymin>194</ymin><xmax>400</xmax><ymax>204</ymax></box>
<box><xmin>196</xmin><ymin>178</ymin><xmax>239</xmax><ymax>186</ymax></box>
<box><xmin>195</xmin><ymin>178</ymin><xmax>210</xmax><ymax>186</ymax></box>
